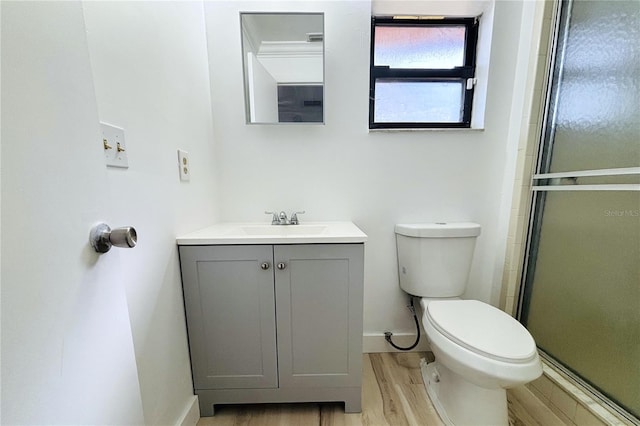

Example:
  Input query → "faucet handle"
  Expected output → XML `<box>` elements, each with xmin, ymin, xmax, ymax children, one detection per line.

<box><xmin>290</xmin><ymin>211</ymin><xmax>305</xmax><ymax>225</ymax></box>
<box><xmin>265</xmin><ymin>211</ymin><xmax>278</xmax><ymax>225</ymax></box>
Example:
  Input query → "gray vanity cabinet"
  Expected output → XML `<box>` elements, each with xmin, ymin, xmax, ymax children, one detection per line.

<box><xmin>179</xmin><ymin>243</ymin><xmax>364</xmax><ymax>416</ymax></box>
<box><xmin>178</xmin><ymin>245</ymin><xmax>277</xmax><ymax>390</ymax></box>
<box><xmin>273</xmin><ymin>244</ymin><xmax>363</xmax><ymax>389</ymax></box>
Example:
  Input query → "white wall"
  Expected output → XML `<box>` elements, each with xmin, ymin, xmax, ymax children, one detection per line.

<box><xmin>258</xmin><ymin>54</ymin><xmax>323</xmax><ymax>83</ymax></box>
<box><xmin>82</xmin><ymin>2</ymin><xmax>219</xmax><ymax>424</ymax></box>
<box><xmin>2</xmin><ymin>1</ymin><xmax>218</xmax><ymax>424</ymax></box>
<box><xmin>205</xmin><ymin>0</ymin><xmax>529</xmax><ymax>343</ymax></box>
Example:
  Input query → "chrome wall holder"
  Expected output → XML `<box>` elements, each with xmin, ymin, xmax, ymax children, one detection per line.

<box><xmin>90</xmin><ymin>223</ymin><xmax>137</xmax><ymax>253</ymax></box>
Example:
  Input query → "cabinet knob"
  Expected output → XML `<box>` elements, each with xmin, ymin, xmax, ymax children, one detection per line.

<box><xmin>277</xmin><ymin>262</ymin><xmax>286</xmax><ymax>270</ymax></box>
<box><xmin>260</xmin><ymin>262</ymin><xmax>271</xmax><ymax>270</ymax></box>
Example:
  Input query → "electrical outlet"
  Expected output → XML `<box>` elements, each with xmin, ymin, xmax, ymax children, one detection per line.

<box><xmin>177</xmin><ymin>149</ymin><xmax>190</xmax><ymax>181</ymax></box>
<box><xmin>101</xmin><ymin>122</ymin><xmax>128</xmax><ymax>168</ymax></box>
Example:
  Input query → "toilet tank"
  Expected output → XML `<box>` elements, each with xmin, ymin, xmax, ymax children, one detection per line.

<box><xmin>395</xmin><ymin>223</ymin><xmax>481</xmax><ymax>297</ymax></box>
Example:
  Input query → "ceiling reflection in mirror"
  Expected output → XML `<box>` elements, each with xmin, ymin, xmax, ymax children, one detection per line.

<box><xmin>241</xmin><ymin>13</ymin><xmax>324</xmax><ymax>124</ymax></box>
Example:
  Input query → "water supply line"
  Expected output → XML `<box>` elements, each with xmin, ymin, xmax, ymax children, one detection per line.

<box><xmin>384</xmin><ymin>297</ymin><xmax>420</xmax><ymax>351</ymax></box>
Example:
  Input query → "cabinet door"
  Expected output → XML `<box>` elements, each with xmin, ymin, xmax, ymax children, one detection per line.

<box><xmin>179</xmin><ymin>245</ymin><xmax>277</xmax><ymax>390</ymax></box>
<box><xmin>274</xmin><ymin>244</ymin><xmax>364</xmax><ymax>388</ymax></box>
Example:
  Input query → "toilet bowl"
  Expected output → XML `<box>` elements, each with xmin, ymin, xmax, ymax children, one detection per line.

<box><xmin>422</xmin><ymin>299</ymin><xmax>541</xmax><ymax>388</ymax></box>
<box><xmin>420</xmin><ymin>298</ymin><xmax>541</xmax><ymax>425</ymax></box>
<box><xmin>395</xmin><ymin>223</ymin><xmax>542</xmax><ymax>425</ymax></box>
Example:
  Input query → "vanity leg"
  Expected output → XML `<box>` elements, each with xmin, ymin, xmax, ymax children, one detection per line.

<box><xmin>198</xmin><ymin>395</ymin><xmax>215</xmax><ymax>417</ymax></box>
<box><xmin>344</xmin><ymin>391</ymin><xmax>362</xmax><ymax>413</ymax></box>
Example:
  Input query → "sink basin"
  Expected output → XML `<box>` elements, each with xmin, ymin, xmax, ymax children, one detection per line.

<box><xmin>238</xmin><ymin>225</ymin><xmax>328</xmax><ymax>236</ymax></box>
<box><xmin>177</xmin><ymin>222</ymin><xmax>367</xmax><ymax>245</ymax></box>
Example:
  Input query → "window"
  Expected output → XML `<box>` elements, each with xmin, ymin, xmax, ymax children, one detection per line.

<box><xmin>369</xmin><ymin>16</ymin><xmax>479</xmax><ymax>129</ymax></box>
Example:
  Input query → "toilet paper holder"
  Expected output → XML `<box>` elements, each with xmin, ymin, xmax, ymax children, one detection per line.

<box><xmin>90</xmin><ymin>223</ymin><xmax>137</xmax><ymax>253</ymax></box>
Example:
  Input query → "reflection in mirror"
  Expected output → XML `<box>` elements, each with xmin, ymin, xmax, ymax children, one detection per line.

<box><xmin>241</xmin><ymin>13</ymin><xmax>324</xmax><ymax>124</ymax></box>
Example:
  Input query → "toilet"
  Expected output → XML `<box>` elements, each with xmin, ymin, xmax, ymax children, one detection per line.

<box><xmin>395</xmin><ymin>223</ymin><xmax>542</xmax><ymax>426</ymax></box>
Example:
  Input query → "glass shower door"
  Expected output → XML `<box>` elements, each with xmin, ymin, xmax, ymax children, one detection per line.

<box><xmin>520</xmin><ymin>0</ymin><xmax>640</xmax><ymax>419</ymax></box>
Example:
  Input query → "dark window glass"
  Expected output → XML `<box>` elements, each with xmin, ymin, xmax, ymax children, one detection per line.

<box><xmin>278</xmin><ymin>85</ymin><xmax>323</xmax><ymax>123</ymax></box>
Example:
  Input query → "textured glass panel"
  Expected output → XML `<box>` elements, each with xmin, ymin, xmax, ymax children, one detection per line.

<box><xmin>374</xmin><ymin>81</ymin><xmax>463</xmax><ymax>123</ymax></box>
<box><xmin>548</xmin><ymin>0</ymin><xmax>640</xmax><ymax>173</ymax></box>
<box><xmin>526</xmin><ymin>191</ymin><xmax>640</xmax><ymax>416</ymax></box>
<box><xmin>374</xmin><ymin>26</ymin><xmax>465</xmax><ymax>69</ymax></box>
<box><xmin>523</xmin><ymin>0</ymin><xmax>640</xmax><ymax>417</ymax></box>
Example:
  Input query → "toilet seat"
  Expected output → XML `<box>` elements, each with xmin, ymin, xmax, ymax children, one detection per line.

<box><xmin>425</xmin><ymin>300</ymin><xmax>537</xmax><ymax>363</ymax></box>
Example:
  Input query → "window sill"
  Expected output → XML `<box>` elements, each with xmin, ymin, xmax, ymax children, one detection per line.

<box><xmin>368</xmin><ymin>127</ymin><xmax>485</xmax><ymax>133</ymax></box>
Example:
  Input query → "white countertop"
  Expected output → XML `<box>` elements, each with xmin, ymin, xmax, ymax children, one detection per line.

<box><xmin>176</xmin><ymin>221</ymin><xmax>368</xmax><ymax>245</ymax></box>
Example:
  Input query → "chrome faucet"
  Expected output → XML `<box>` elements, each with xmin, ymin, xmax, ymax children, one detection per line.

<box><xmin>265</xmin><ymin>210</ymin><xmax>305</xmax><ymax>225</ymax></box>
<box><xmin>277</xmin><ymin>211</ymin><xmax>288</xmax><ymax>225</ymax></box>
<box><xmin>290</xmin><ymin>211</ymin><xmax>305</xmax><ymax>225</ymax></box>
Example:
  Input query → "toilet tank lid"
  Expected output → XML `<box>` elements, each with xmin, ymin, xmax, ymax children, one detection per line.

<box><xmin>395</xmin><ymin>223</ymin><xmax>481</xmax><ymax>238</ymax></box>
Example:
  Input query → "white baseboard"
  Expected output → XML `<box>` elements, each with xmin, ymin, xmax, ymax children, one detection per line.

<box><xmin>363</xmin><ymin>333</ymin><xmax>431</xmax><ymax>353</ymax></box>
<box><xmin>176</xmin><ymin>395</ymin><xmax>200</xmax><ymax>426</ymax></box>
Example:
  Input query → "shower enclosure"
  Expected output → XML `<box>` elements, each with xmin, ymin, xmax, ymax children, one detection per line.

<box><xmin>519</xmin><ymin>0</ymin><xmax>639</xmax><ymax>421</ymax></box>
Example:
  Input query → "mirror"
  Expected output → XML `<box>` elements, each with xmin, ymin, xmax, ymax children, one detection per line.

<box><xmin>241</xmin><ymin>13</ymin><xmax>324</xmax><ymax>124</ymax></box>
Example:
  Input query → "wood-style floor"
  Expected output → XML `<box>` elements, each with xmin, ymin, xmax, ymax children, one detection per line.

<box><xmin>197</xmin><ymin>352</ymin><xmax>561</xmax><ymax>426</ymax></box>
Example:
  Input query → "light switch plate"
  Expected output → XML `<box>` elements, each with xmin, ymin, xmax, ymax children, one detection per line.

<box><xmin>178</xmin><ymin>149</ymin><xmax>190</xmax><ymax>181</ymax></box>
<box><xmin>101</xmin><ymin>122</ymin><xmax>128</xmax><ymax>168</ymax></box>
